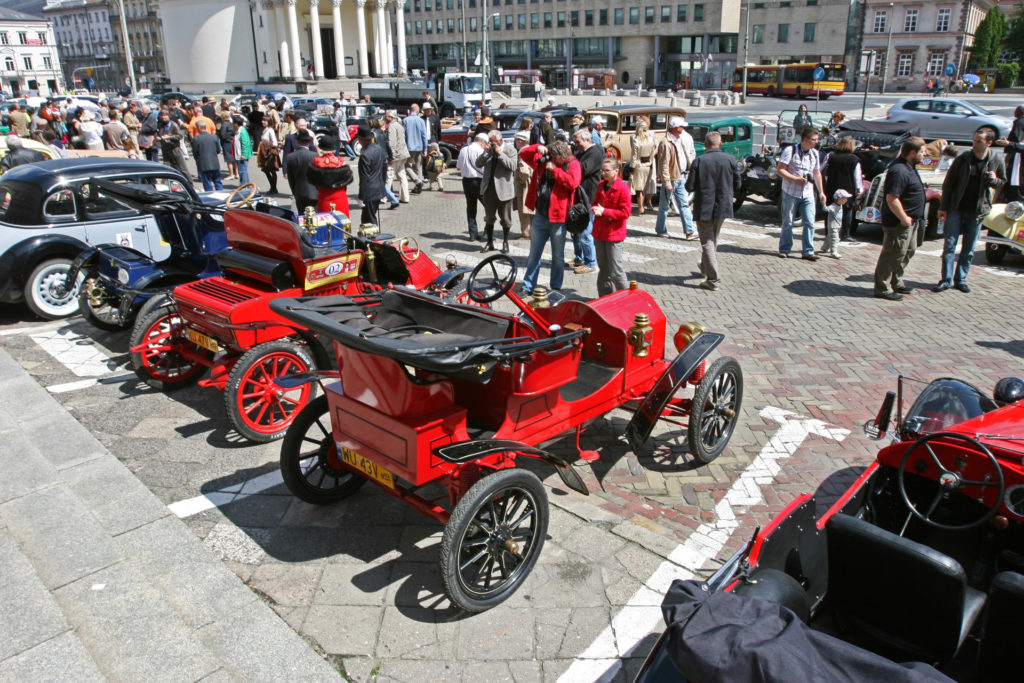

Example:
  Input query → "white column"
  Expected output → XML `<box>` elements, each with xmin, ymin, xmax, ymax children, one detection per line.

<box><xmin>395</xmin><ymin>1</ymin><xmax>407</xmax><ymax>75</ymax></box>
<box><xmin>275</xmin><ymin>1</ymin><xmax>291</xmax><ymax>78</ymax></box>
<box><xmin>331</xmin><ymin>0</ymin><xmax>346</xmax><ymax>77</ymax></box>
<box><xmin>258</xmin><ymin>0</ymin><xmax>275</xmax><ymax>77</ymax></box>
<box><xmin>354</xmin><ymin>0</ymin><xmax>369</xmax><ymax>77</ymax></box>
<box><xmin>371</xmin><ymin>2</ymin><xmax>381</xmax><ymax>75</ymax></box>
<box><xmin>309</xmin><ymin>0</ymin><xmax>324</xmax><ymax>79</ymax></box>
<box><xmin>375</xmin><ymin>0</ymin><xmax>387</xmax><ymax>76</ymax></box>
<box><xmin>286</xmin><ymin>0</ymin><xmax>304</xmax><ymax>80</ymax></box>
<box><xmin>383</xmin><ymin>1</ymin><xmax>394</xmax><ymax>75</ymax></box>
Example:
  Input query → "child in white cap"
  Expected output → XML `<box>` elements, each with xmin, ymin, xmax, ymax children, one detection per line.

<box><xmin>823</xmin><ymin>189</ymin><xmax>852</xmax><ymax>258</ymax></box>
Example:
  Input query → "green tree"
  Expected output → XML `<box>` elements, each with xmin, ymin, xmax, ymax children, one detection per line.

<box><xmin>1006</xmin><ymin>6</ymin><xmax>1024</xmax><ymax>62</ymax></box>
<box><xmin>972</xmin><ymin>7</ymin><xmax>1008</xmax><ymax>68</ymax></box>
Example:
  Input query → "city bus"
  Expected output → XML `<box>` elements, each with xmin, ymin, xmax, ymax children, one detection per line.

<box><xmin>733</xmin><ymin>62</ymin><xmax>847</xmax><ymax>98</ymax></box>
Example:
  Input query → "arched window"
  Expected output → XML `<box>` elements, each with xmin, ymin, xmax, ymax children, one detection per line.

<box><xmin>4</xmin><ymin>57</ymin><xmax>13</xmax><ymax>71</ymax></box>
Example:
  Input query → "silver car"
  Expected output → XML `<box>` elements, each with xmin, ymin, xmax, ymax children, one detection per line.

<box><xmin>886</xmin><ymin>98</ymin><xmax>1012</xmax><ymax>143</ymax></box>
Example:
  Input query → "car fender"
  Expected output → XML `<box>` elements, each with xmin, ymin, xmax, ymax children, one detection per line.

<box><xmin>67</xmin><ymin>246</ymin><xmax>101</xmax><ymax>284</ymax></box>
<box><xmin>433</xmin><ymin>439</ymin><xmax>589</xmax><ymax>495</ymax></box>
<box><xmin>0</xmin><ymin>233</ymin><xmax>90</xmax><ymax>302</ymax></box>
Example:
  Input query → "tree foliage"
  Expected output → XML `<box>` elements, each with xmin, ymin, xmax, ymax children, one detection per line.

<box><xmin>1006</xmin><ymin>6</ymin><xmax>1024</xmax><ymax>63</ymax></box>
<box><xmin>972</xmin><ymin>7</ymin><xmax>1008</xmax><ymax>68</ymax></box>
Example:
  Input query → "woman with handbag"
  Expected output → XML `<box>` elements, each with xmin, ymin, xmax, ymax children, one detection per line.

<box><xmin>256</xmin><ymin>115</ymin><xmax>282</xmax><ymax>194</ymax></box>
<box><xmin>519</xmin><ymin>139</ymin><xmax>582</xmax><ymax>296</ymax></box>
<box><xmin>630</xmin><ymin>119</ymin><xmax>655</xmax><ymax>215</ymax></box>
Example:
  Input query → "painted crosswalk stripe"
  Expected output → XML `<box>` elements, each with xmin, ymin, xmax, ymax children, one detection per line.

<box><xmin>168</xmin><ymin>469</ymin><xmax>285</xmax><ymax>518</ymax></box>
<box><xmin>0</xmin><ymin>320</ymin><xmax>68</xmax><ymax>337</ymax></box>
<box><xmin>47</xmin><ymin>372</ymin><xmax>138</xmax><ymax>394</ymax></box>
<box><xmin>30</xmin><ymin>328</ymin><xmax>120</xmax><ymax>377</ymax></box>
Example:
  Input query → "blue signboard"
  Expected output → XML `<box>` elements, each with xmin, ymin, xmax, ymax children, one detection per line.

<box><xmin>945</xmin><ymin>63</ymin><xmax>955</xmax><ymax>76</ymax></box>
<box><xmin>813</xmin><ymin>67</ymin><xmax>825</xmax><ymax>81</ymax></box>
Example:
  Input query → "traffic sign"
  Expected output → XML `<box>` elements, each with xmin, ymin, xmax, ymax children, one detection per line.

<box><xmin>945</xmin><ymin>63</ymin><xmax>955</xmax><ymax>76</ymax></box>
<box><xmin>813</xmin><ymin>66</ymin><xmax>825</xmax><ymax>81</ymax></box>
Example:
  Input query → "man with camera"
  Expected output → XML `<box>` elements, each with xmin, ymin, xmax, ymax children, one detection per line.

<box><xmin>777</xmin><ymin>127</ymin><xmax>827</xmax><ymax>260</ymax></box>
<box><xmin>474</xmin><ymin>130</ymin><xmax>519</xmax><ymax>253</ymax></box>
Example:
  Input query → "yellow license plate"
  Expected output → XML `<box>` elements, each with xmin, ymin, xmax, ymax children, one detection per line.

<box><xmin>185</xmin><ymin>327</ymin><xmax>219</xmax><ymax>353</ymax></box>
<box><xmin>340</xmin><ymin>446</ymin><xmax>395</xmax><ymax>489</ymax></box>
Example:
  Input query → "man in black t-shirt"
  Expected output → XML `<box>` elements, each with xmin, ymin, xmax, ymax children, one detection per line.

<box><xmin>874</xmin><ymin>137</ymin><xmax>926</xmax><ymax>301</ymax></box>
<box><xmin>933</xmin><ymin>130</ymin><xmax>1004</xmax><ymax>294</ymax></box>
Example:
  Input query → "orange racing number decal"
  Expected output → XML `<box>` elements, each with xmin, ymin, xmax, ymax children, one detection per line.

<box><xmin>304</xmin><ymin>252</ymin><xmax>363</xmax><ymax>290</ymax></box>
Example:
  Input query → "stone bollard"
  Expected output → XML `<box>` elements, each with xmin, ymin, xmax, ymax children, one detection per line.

<box><xmin>593</xmin><ymin>100</ymin><xmax>602</xmax><ymax>108</ymax></box>
<box><xmin>705</xmin><ymin>93</ymin><xmax>717</xmax><ymax>106</ymax></box>
<box><xmin>615</xmin><ymin>98</ymin><xmax>624</xmax><ymax>105</ymax></box>
<box><xmin>670</xmin><ymin>95</ymin><xmax>676</xmax><ymax>107</ymax></box>
<box><xmin>647</xmin><ymin>89</ymin><xmax>658</xmax><ymax>98</ymax></box>
<box><xmin>600</xmin><ymin>89</ymin><xmax>609</xmax><ymax>96</ymax></box>
<box><xmin>690</xmin><ymin>94</ymin><xmax>703</xmax><ymax>107</ymax></box>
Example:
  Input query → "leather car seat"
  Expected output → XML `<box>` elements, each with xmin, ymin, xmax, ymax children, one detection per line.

<box><xmin>978</xmin><ymin>570</ymin><xmax>1024</xmax><ymax>681</ymax></box>
<box><xmin>825</xmin><ymin>513</ymin><xmax>986</xmax><ymax>666</ymax></box>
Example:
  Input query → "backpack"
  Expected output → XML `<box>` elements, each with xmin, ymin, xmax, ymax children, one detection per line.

<box><xmin>427</xmin><ymin>153</ymin><xmax>444</xmax><ymax>176</ymax></box>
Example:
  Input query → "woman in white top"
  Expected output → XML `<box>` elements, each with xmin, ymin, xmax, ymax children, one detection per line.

<box><xmin>77</xmin><ymin>111</ymin><xmax>104</xmax><ymax>150</ymax></box>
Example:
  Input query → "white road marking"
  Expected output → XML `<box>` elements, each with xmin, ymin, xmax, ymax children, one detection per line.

<box><xmin>721</xmin><ymin>227</ymin><xmax>770</xmax><ymax>240</ymax></box>
<box><xmin>30</xmin><ymin>328</ymin><xmax>120</xmax><ymax>377</ymax></box>
<box><xmin>168</xmin><ymin>469</ymin><xmax>285</xmax><ymax>518</ymax></box>
<box><xmin>0</xmin><ymin>321</ymin><xmax>67</xmax><ymax>337</ymax></box>
<box><xmin>47</xmin><ymin>372</ymin><xmax>137</xmax><ymax>394</ymax></box>
<box><xmin>558</xmin><ymin>407</ymin><xmax>850</xmax><ymax>683</ymax></box>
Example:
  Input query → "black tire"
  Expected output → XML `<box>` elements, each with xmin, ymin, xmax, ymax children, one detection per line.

<box><xmin>921</xmin><ymin>199</ymin><xmax>940</xmax><ymax>245</ymax></box>
<box><xmin>439</xmin><ymin>146</ymin><xmax>453</xmax><ymax>166</ymax></box>
<box><xmin>280</xmin><ymin>395</ymin><xmax>367</xmax><ymax>504</ymax></box>
<box><xmin>733</xmin><ymin>191</ymin><xmax>745</xmax><ymax>212</ymax></box>
<box><xmin>440</xmin><ymin>468</ymin><xmax>548</xmax><ymax>612</ymax></box>
<box><xmin>77</xmin><ymin>277</ymin><xmax>125</xmax><ymax>331</ymax></box>
<box><xmin>440</xmin><ymin>102</ymin><xmax>455</xmax><ymax>119</ymax></box>
<box><xmin>23</xmin><ymin>258</ymin><xmax>83</xmax><ymax>320</ymax></box>
<box><xmin>129</xmin><ymin>298</ymin><xmax>210</xmax><ymax>390</ymax></box>
<box><xmin>132</xmin><ymin>292</ymin><xmax>175</xmax><ymax>330</ymax></box>
<box><xmin>225</xmin><ymin>339</ymin><xmax>316</xmax><ymax>443</ymax></box>
<box><xmin>688</xmin><ymin>357</ymin><xmax>743</xmax><ymax>464</ymax></box>
<box><xmin>985</xmin><ymin>230</ymin><xmax>1008</xmax><ymax>264</ymax></box>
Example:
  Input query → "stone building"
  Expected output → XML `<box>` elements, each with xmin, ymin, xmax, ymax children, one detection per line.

<box><xmin>0</xmin><ymin>6</ymin><xmax>64</xmax><ymax>96</ymax></box>
<box><xmin>743</xmin><ymin>0</ymin><xmax>861</xmax><ymax>69</ymax></box>
<box><xmin>43</xmin><ymin>0</ymin><xmax>119</xmax><ymax>91</ymax></box>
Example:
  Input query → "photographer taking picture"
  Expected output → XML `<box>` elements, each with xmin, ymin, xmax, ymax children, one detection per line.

<box><xmin>474</xmin><ymin>129</ymin><xmax>518</xmax><ymax>253</ymax></box>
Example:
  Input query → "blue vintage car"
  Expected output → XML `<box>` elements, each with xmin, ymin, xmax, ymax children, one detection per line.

<box><xmin>0</xmin><ymin>158</ymin><xmax>230</xmax><ymax>320</ymax></box>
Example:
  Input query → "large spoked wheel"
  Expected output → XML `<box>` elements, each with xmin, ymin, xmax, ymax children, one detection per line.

<box><xmin>225</xmin><ymin>339</ymin><xmax>316</xmax><ymax>443</ymax></box>
<box><xmin>898</xmin><ymin>432</ymin><xmax>1005</xmax><ymax>531</ymax></box>
<box><xmin>687</xmin><ymin>357</ymin><xmax>743</xmax><ymax>464</ymax></box>
<box><xmin>78</xmin><ymin>277</ymin><xmax>125</xmax><ymax>331</ymax></box>
<box><xmin>440</xmin><ymin>468</ymin><xmax>548</xmax><ymax>613</ymax></box>
<box><xmin>226</xmin><ymin>182</ymin><xmax>258</xmax><ymax>209</ymax></box>
<box><xmin>280</xmin><ymin>395</ymin><xmax>367</xmax><ymax>504</ymax></box>
<box><xmin>24</xmin><ymin>258</ymin><xmax>84</xmax><ymax>320</ymax></box>
<box><xmin>466</xmin><ymin>253</ymin><xmax>517</xmax><ymax>303</ymax></box>
<box><xmin>129</xmin><ymin>297</ymin><xmax>210</xmax><ymax>390</ymax></box>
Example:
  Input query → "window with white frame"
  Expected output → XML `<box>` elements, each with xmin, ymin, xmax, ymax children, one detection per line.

<box><xmin>896</xmin><ymin>52</ymin><xmax>912</xmax><ymax>77</ymax></box>
<box><xmin>43</xmin><ymin>55</ymin><xmax>52</xmax><ymax>69</ymax></box>
<box><xmin>753</xmin><ymin>24</ymin><xmax>764</xmax><ymax>43</ymax></box>
<box><xmin>904</xmin><ymin>9</ymin><xmax>917</xmax><ymax>32</ymax></box>
<box><xmin>22</xmin><ymin>56</ymin><xmax>32</xmax><ymax>70</ymax></box>
<box><xmin>936</xmin><ymin>8</ymin><xmax>950</xmax><ymax>32</ymax></box>
<box><xmin>873</xmin><ymin>10</ymin><xmax>886</xmax><ymax>33</ymax></box>
<box><xmin>926</xmin><ymin>52</ymin><xmax>945</xmax><ymax>76</ymax></box>
<box><xmin>3</xmin><ymin>57</ymin><xmax>12</xmax><ymax>71</ymax></box>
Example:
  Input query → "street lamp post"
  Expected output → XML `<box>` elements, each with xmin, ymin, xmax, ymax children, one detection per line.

<box><xmin>482</xmin><ymin>12</ymin><xmax>499</xmax><ymax>98</ymax></box>
<box><xmin>114</xmin><ymin>0</ymin><xmax>137</xmax><ymax>96</ymax></box>
<box><xmin>879</xmin><ymin>1</ymin><xmax>894</xmax><ymax>95</ymax></box>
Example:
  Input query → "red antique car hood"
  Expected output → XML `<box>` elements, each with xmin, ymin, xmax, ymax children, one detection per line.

<box><xmin>947</xmin><ymin>401</ymin><xmax>1024</xmax><ymax>457</ymax></box>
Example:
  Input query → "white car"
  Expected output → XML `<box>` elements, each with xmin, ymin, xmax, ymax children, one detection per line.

<box><xmin>886</xmin><ymin>98</ymin><xmax>1012</xmax><ymax>142</ymax></box>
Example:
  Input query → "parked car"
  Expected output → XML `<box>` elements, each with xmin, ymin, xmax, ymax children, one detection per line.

<box><xmin>292</xmin><ymin>97</ymin><xmax>334</xmax><ymax>114</ymax></box>
<box><xmin>0</xmin><ymin>137</ymin><xmax>58</xmax><ymax>168</ymax></box>
<box><xmin>0</xmin><ymin>158</ymin><xmax>227</xmax><ymax>320</ymax></box>
<box><xmin>159</xmin><ymin>91</ymin><xmax>197</xmax><ymax>108</ymax></box>
<box><xmin>886</xmin><ymin>98</ymin><xmax>1011</xmax><ymax>143</ymax></box>
<box><xmin>584</xmin><ymin>105</ymin><xmax>686</xmax><ymax>164</ymax></box>
<box><xmin>981</xmin><ymin>201</ymin><xmax>1024</xmax><ymax>265</ymax></box>
<box><xmin>686</xmin><ymin>117</ymin><xmax>754</xmax><ymax>161</ymax></box>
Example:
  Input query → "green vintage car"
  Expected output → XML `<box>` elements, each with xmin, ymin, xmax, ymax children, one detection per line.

<box><xmin>687</xmin><ymin>117</ymin><xmax>754</xmax><ymax>161</ymax></box>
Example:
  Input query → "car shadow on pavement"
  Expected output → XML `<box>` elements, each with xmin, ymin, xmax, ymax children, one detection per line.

<box><xmin>976</xmin><ymin>339</ymin><xmax>1024</xmax><ymax>360</ymax></box>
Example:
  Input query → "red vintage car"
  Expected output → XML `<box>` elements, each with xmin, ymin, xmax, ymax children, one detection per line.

<box><xmin>128</xmin><ymin>184</ymin><xmax>465</xmax><ymax>442</ymax></box>
<box><xmin>637</xmin><ymin>374</ymin><xmax>1024</xmax><ymax>682</ymax></box>
<box><xmin>270</xmin><ymin>254</ymin><xmax>743</xmax><ymax>612</ymax></box>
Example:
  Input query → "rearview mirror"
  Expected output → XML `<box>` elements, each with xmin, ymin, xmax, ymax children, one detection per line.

<box><xmin>864</xmin><ymin>391</ymin><xmax>896</xmax><ymax>440</ymax></box>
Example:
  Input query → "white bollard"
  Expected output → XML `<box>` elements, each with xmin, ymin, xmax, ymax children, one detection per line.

<box><xmin>690</xmin><ymin>95</ymin><xmax>703</xmax><ymax>107</ymax></box>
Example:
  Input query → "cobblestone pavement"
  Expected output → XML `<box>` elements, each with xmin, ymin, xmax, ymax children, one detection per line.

<box><xmin>2</xmin><ymin>160</ymin><xmax>1023</xmax><ymax>681</ymax></box>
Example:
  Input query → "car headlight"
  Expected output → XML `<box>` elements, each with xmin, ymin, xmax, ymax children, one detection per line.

<box><xmin>117</xmin><ymin>268</ymin><xmax>130</xmax><ymax>285</ymax></box>
<box><xmin>1006</xmin><ymin>201</ymin><xmax>1024</xmax><ymax>221</ymax></box>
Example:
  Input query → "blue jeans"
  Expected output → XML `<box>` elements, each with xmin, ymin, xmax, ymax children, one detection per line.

<box><xmin>655</xmin><ymin>178</ymin><xmax>695</xmax><ymax>236</ymax></box>
<box><xmin>780</xmin><ymin>193</ymin><xmax>816</xmax><ymax>255</ymax></box>
<box><xmin>237</xmin><ymin>157</ymin><xmax>250</xmax><ymax>185</ymax></box>
<box><xmin>199</xmin><ymin>169</ymin><xmax>223</xmax><ymax>191</ymax></box>
<box><xmin>523</xmin><ymin>214</ymin><xmax>566</xmax><ymax>293</ymax></box>
<box><xmin>571</xmin><ymin>213</ymin><xmax>597</xmax><ymax>267</ymax></box>
<box><xmin>939</xmin><ymin>211</ymin><xmax>982</xmax><ymax>285</ymax></box>
<box><xmin>384</xmin><ymin>184</ymin><xmax>398</xmax><ymax>205</ymax></box>
<box><xmin>343</xmin><ymin>142</ymin><xmax>357</xmax><ymax>159</ymax></box>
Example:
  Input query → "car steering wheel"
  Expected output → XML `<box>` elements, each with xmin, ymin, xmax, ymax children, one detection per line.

<box><xmin>397</xmin><ymin>236</ymin><xmax>420</xmax><ymax>263</ymax></box>
<box><xmin>897</xmin><ymin>431</ymin><xmax>1005</xmax><ymax>531</ymax></box>
<box><xmin>466</xmin><ymin>253</ymin><xmax>517</xmax><ymax>303</ymax></box>
<box><xmin>226</xmin><ymin>182</ymin><xmax>258</xmax><ymax>209</ymax></box>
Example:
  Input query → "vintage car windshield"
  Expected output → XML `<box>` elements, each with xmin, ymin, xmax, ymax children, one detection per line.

<box><xmin>902</xmin><ymin>378</ymin><xmax>997</xmax><ymax>438</ymax></box>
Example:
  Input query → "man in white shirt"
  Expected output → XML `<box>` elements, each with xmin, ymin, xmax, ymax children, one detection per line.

<box><xmin>456</xmin><ymin>133</ymin><xmax>488</xmax><ymax>241</ymax></box>
<box><xmin>654</xmin><ymin>115</ymin><xmax>697</xmax><ymax>238</ymax></box>
<box><xmin>777</xmin><ymin>127</ymin><xmax>827</xmax><ymax>260</ymax></box>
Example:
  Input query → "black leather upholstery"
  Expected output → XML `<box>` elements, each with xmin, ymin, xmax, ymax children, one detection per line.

<box><xmin>979</xmin><ymin>571</ymin><xmax>1024</xmax><ymax>681</ymax></box>
<box><xmin>733</xmin><ymin>568</ymin><xmax>812</xmax><ymax>624</ymax></box>
<box><xmin>825</xmin><ymin>513</ymin><xmax>986</xmax><ymax>665</ymax></box>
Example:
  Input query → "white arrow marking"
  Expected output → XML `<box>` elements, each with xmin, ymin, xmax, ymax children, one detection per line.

<box><xmin>30</xmin><ymin>328</ymin><xmax>120</xmax><ymax>377</ymax></box>
<box><xmin>557</xmin><ymin>407</ymin><xmax>849</xmax><ymax>683</ymax></box>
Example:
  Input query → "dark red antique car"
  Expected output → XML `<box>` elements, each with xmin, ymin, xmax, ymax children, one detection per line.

<box><xmin>128</xmin><ymin>185</ymin><xmax>464</xmax><ymax>442</ymax></box>
<box><xmin>637</xmin><ymin>374</ymin><xmax>1024</xmax><ymax>682</ymax></box>
<box><xmin>270</xmin><ymin>254</ymin><xmax>743</xmax><ymax>612</ymax></box>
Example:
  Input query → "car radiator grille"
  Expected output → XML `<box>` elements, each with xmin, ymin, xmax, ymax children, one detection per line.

<box><xmin>182</xmin><ymin>279</ymin><xmax>258</xmax><ymax>305</ymax></box>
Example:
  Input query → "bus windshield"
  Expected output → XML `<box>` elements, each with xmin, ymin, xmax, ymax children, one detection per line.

<box><xmin>822</xmin><ymin>65</ymin><xmax>846</xmax><ymax>82</ymax></box>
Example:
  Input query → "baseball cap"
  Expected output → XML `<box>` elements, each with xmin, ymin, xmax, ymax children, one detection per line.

<box><xmin>833</xmin><ymin>189</ymin><xmax>853</xmax><ymax>200</ymax></box>
<box><xmin>668</xmin><ymin>116</ymin><xmax>685</xmax><ymax>128</ymax></box>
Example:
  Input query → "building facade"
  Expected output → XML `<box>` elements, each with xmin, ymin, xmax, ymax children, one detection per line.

<box><xmin>402</xmin><ymin>0</ymin><xmax>740</xmax><ymax>90</ymax></box>
<box><xmin>43</xmin><ymin>0</ymin><xmax>119</xmax><ymax>91</ymax></box>
<box><xmin>744</xmin><ymin>0</ymin><xmax>861</xmax><ymax>69</ymax></box>
<box><xmin>107</xmin><ymin>0</ymin><xmax>169</xmax><ymax>91</ymax></box>
<box><xmin>0</xmin><ymin>7</ymin><xmax>64</xmax><ymax>96</ymax></box>
<box><xmin>159</xmin><ymin>0</ymin><xmax>410</xmax><ymax>90</ymax></box>
<box><xmin>859</xmin><ymin>0</ymin><xmax>994</xmax><ymax>93</ymax></box>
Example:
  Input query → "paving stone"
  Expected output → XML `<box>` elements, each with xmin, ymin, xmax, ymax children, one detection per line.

<box><xmin>0</xmin><ymin>429</ymin><xmax>58</xmax><ymax>505</ymax></box>
<box><xmin>0</xmin><ymin>529</ymin><xmax>70</xmax><ymax>660</ymax></box>
<box><xmin>0</xmin><ymin>630</ymin><xmax>104</xmax><ymax>682</ymax></box>
<box><xmin>375</xmin><ymin>658</ymin><xmax>461</xmax><ymax>682</ymax></box>
<box><xmin>375</xmin><ymin>606</ymin><xmax>457</xmax><ymax>660</ymax></box>
<box><xmin>457</xmin><ymin>608</ymin><xmax>535</xmax><ymax>661</ymax></box>
<box><xmin>59</xmin><ymin>455</ymin><xmax>169</xmax><ymax>536</ymax></box>
<box><xmin>303</xmin><ymin>605</ymin><xmax>382</xmax><ymax>656</ymax></box>
<box><xmin>249</xmin><ymin>563</ymin><xmax>323</xmax><ymax>607</ymax></box>
<box><xmin>315</xmin><ymin>561</ymin><xmax>391</xmax><ymax>606</ymax></box>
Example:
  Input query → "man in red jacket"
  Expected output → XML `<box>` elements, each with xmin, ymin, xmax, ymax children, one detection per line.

<box><xmin>519</xmin><ymin>140</ymin><xmax>582</xmax><ymax>295</ymax></box>
<box><xmin>591</xmin><ymin>159</ymin><xmax>633</xmax><ymax>296</ymax></box>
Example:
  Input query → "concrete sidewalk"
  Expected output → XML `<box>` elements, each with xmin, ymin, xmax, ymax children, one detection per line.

<box><xmin>0</xmin><ymin>348</ymin><xmax>340</xmax><ymax>681</ymax></box>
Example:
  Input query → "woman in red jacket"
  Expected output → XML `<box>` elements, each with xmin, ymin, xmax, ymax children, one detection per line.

<box><xmin>591</xmin><ymin>159</ymin><xmax>632</xmax><ymax>296</ymax></box>
<box><xmin>519</xmin><ymin>140</ymin><xmax>582</xmax><ymax>295</ymax></box>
